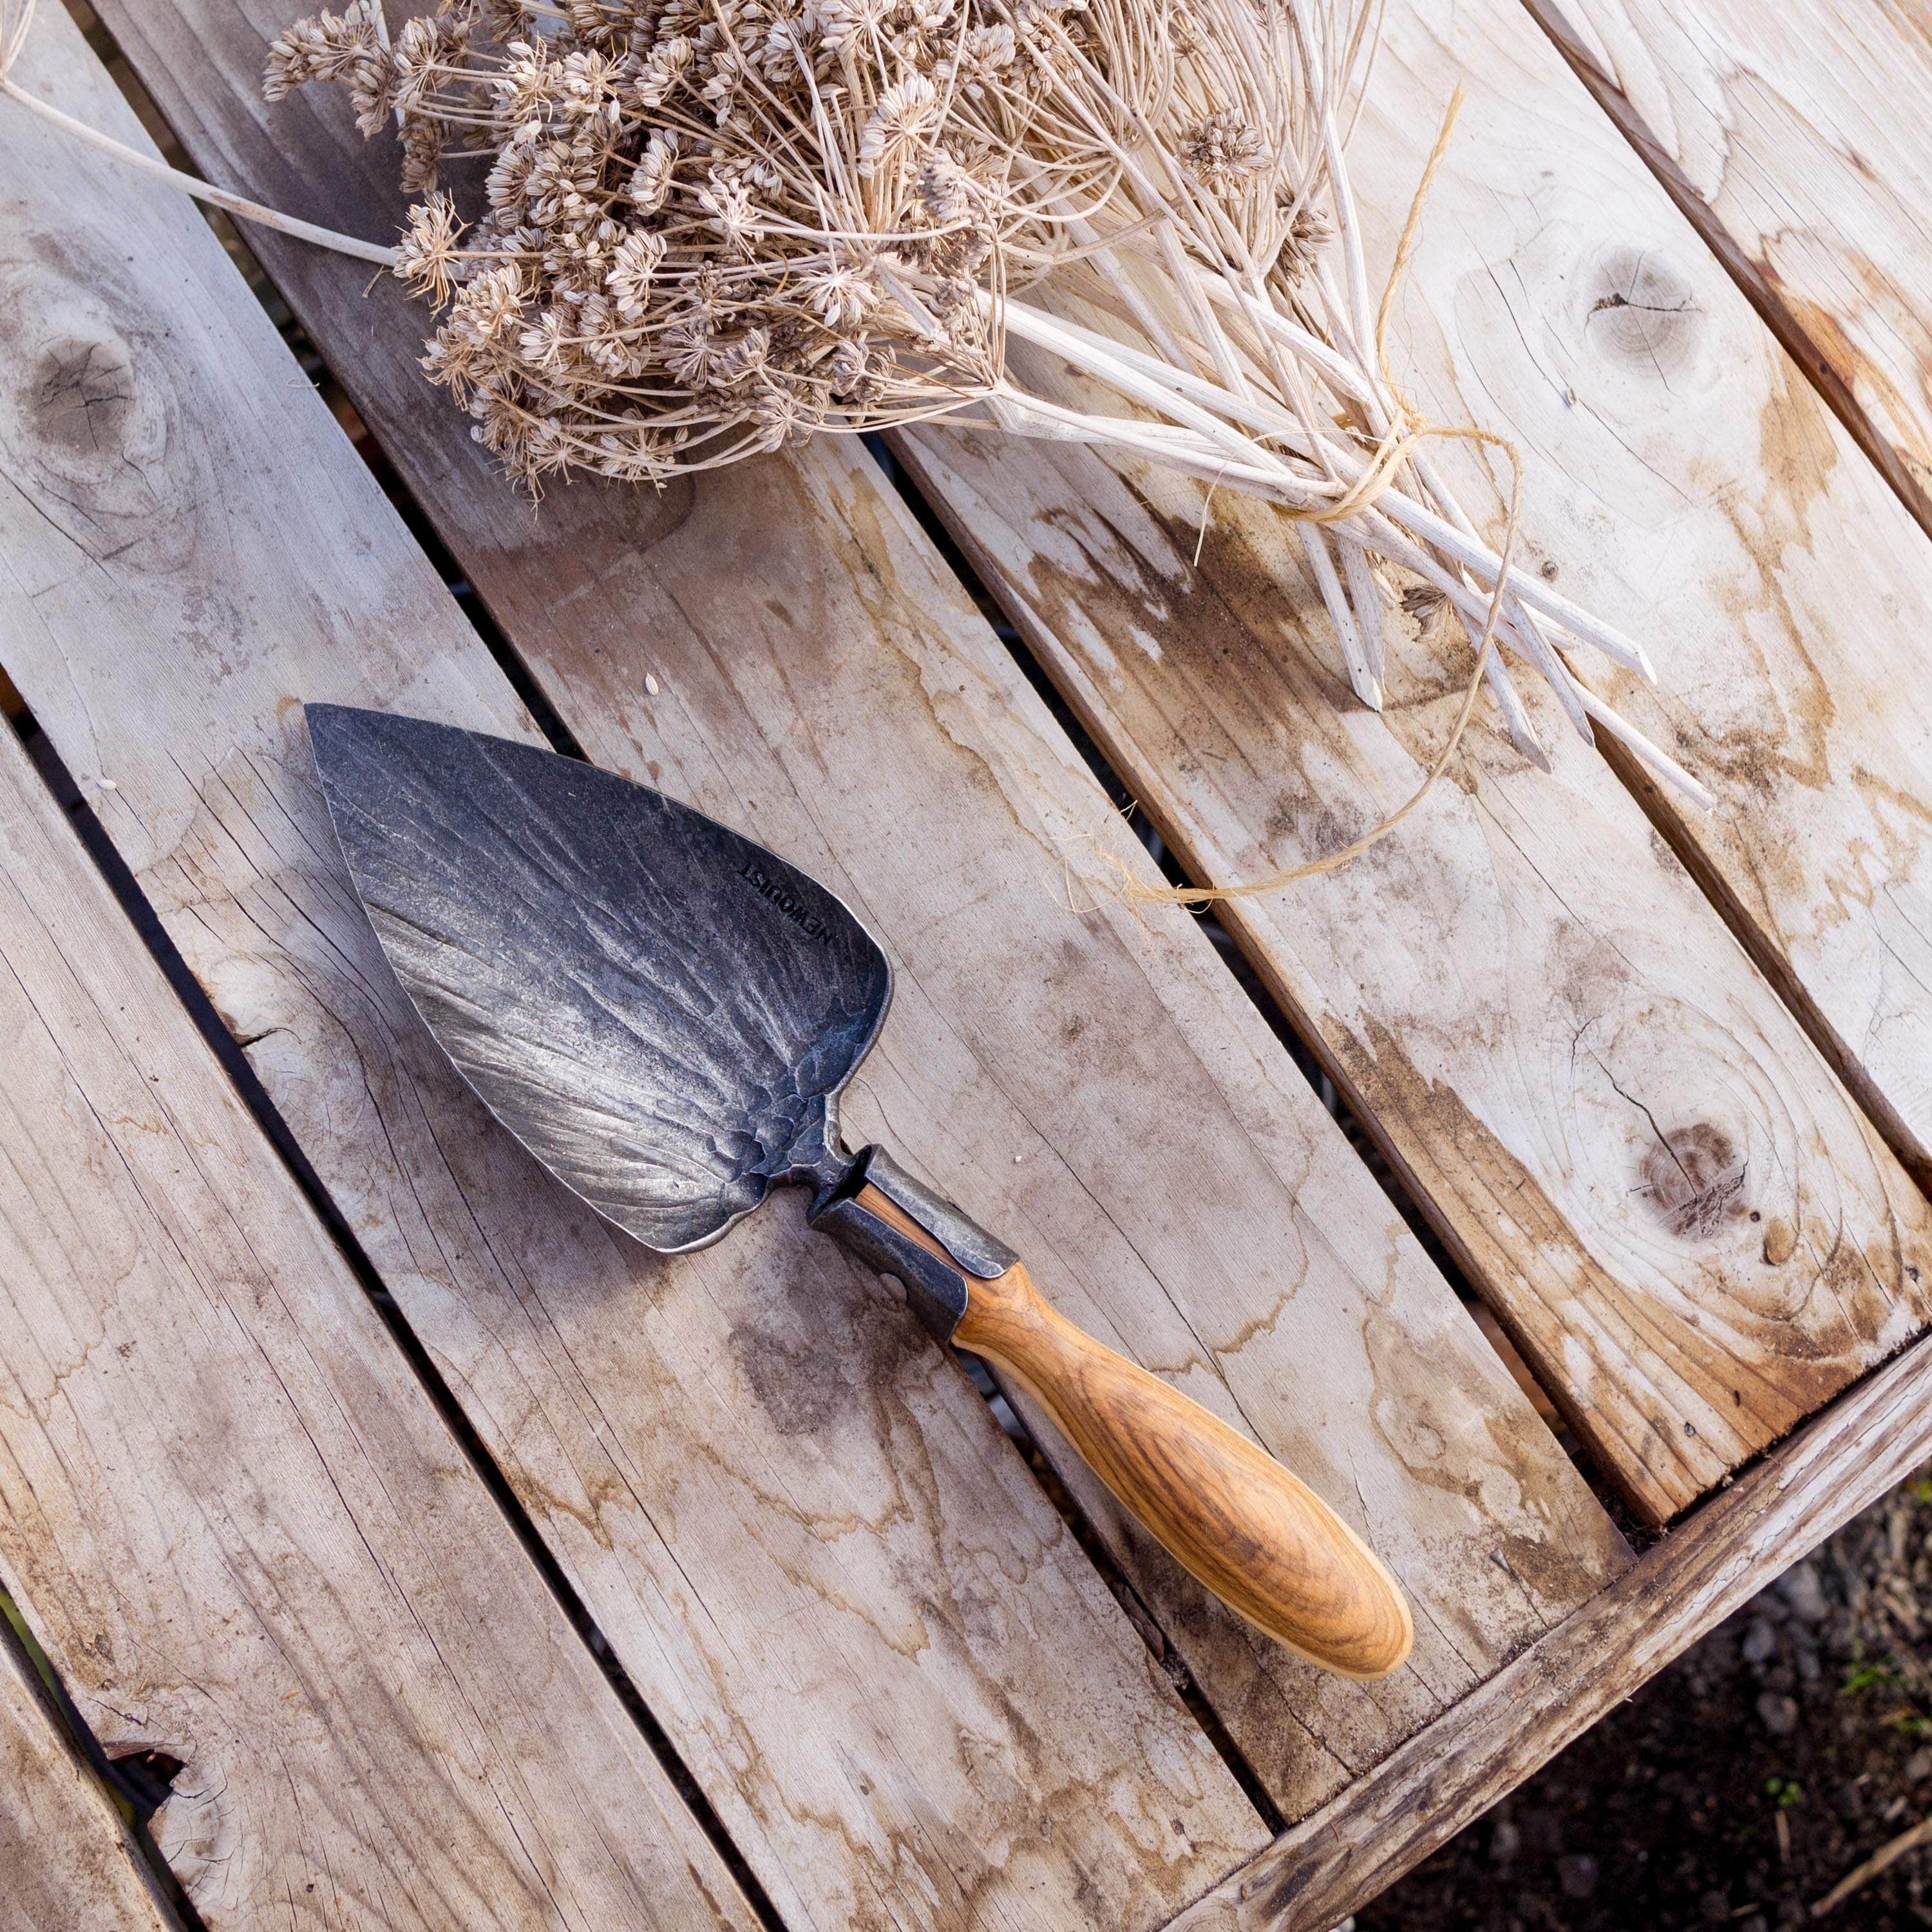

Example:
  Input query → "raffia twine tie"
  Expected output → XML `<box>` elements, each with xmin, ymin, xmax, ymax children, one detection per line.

<box><xmin>1097</xmin><ymin>84</ymin><xmax>1535</xmax><ymax>908</ymax></box>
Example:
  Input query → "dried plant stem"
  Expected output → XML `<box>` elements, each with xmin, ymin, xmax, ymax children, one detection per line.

<box><xmin>987</xmin><ymin>250</ymin><xmax>1665</xmax><ymax>713</ymax></box>
<box><xmin>1571</xmin><ymin>681</ymin><xmax>1717</xmax><ymax>811</ymax></box>
<box><xmin>1338</xmin><ymin>537</ymin><xmax>1387</xmax><ymax>688</ymax></box>
<box><xmin>1812</xmin><ymin>1812</ymin><xmax>1932</xmax><ymax>1918</ymax></box>
<box><xmin>0</xmin><ymin>52</ymin><xmax>395</xmax><ymax>265</ymax></box>
<box><xmin>1110</xmin><ymin>450</ymin><xmax>1528</xmax><ymax>907</ymax></box>
<box><xmin>1303</xmin><ymin>523</ymin><xmax>1381</xmax><ymax>710</ymax></box>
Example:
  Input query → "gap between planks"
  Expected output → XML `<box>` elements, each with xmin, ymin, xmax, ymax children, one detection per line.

<box><xmin>23</xmin><ymin>41</ymin><xmax>1296</xmax><ymax>1824</ymax></box>
<box><xmin>6</xmin><ymin>15</ymin><xmax>1271</xmax><ymax>1929</ymax></box>
<box><xmin>1515</xmin><ymin>0</ymin><xmax>1932</xmax><ymax>1206</ymax></box>
<box><xmin>867</xmin><ymin>431</ymin><xmax>1583</xmax><ymax>1416</ymax></box>
<box><xmin>5</xmin><ymin>705</ymin><xmax>791</xmax><ymax>1932</ymax></box>
<box><xmin>887</xmin><ymin>0</ymin><xmax>1932</xmax><ymax>1526</ymax></box>
<box><xmin>0</xmin><ymin>1589</ymin><xmax>187</xmax><ymax>1932</ymax></box>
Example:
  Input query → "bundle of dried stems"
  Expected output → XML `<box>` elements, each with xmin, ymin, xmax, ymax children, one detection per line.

<box><xmin>0</xmin><ymin>0</ymin><xmax>1710</xmax><ymax>872</ymax></box>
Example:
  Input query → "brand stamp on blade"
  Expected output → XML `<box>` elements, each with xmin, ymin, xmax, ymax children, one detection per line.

<box><xmin>736</xmin><ymin>858</ymin><xmax>835</xmax><ymax>947</ymax></box>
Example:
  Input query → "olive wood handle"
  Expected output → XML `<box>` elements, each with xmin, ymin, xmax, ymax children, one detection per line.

<box><xmin>955</xmin><ymin>1254</ymin><xmax>1414</xmax><ymax>1678</ymax></box>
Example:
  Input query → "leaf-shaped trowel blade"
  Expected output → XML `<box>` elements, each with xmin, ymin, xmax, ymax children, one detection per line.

<box><xmin>306</xmin><ymin>705</ymin><xmax>891</xmax><ymax>1253</ymax></box>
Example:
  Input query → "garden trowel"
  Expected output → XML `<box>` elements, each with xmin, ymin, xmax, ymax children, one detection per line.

<box><xmin>306</xmin><ymin>704</ymin><xmax>1413</xmax><ymax>1678</ymax></box>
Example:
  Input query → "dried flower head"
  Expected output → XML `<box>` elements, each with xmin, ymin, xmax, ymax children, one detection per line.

<box><xmin>261</xmin><ymin>0</ymin><xmax>1359</xmax><ymax>495</ymax></box>
<box><xmin>1179</xmin><ymin>109</ymin><xmax>1267</xmax><ymax>189</ymax></box>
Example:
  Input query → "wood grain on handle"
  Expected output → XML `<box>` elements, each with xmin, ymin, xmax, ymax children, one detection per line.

<box><xmin>858</xmin><ymin>1186</ymin><xmax>1414</xmax><ymax>1678</ymax></box>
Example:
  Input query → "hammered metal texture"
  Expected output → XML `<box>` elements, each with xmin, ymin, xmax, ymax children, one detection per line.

<box><xmin>307</xmin><ymin>705</ymin><xmax>891</xmax><ymax>1252</ymax></box>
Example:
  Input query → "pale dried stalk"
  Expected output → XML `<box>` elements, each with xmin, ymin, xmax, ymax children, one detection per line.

<box><xmin>0</xmin><ymin>1</ymin><xmax>393</xmax><ymax>261</ymax></box>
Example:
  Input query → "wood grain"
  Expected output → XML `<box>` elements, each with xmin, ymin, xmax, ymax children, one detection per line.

<box><xmin>0</xmin><ymin>11</ymin><xmax>1271</xmax><ymax>1925</ymax></box>
<box><xmin>0</xmin><ymin>659</ymin><xmax>758</xmax><ymax>1928</ymax></box>
<box><xmin>0</xmin><ymin>1622</ymin><xmax>180</xmax><ymax>1932</ymax></box>
<box><xmin>891</xmin><ymin>0</ymin><xmax>1932</xmax><ymax>1524</ymax></box>
<box><xmin>45</xmin><ymin>0</ymin><xmax>1625</xmax><ymax>1833</ymax></box>
<box><xmin>1527</xmin><ymin>0</ymin><xmax>1932</xmax><ymax>536</ymax></box>
<box><xmin>1525</xmin><ymin>0</ymin><xmax>1932</xmax><ymax>1185</ymax></box>
<box><xmin>1160</xmin><ymin>1321</ymin><xmax>1932</xmax><ymax>1931</ymax></box>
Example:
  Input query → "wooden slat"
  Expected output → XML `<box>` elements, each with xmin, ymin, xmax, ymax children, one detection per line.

<box><xmin>0</xmin><ymin>11</ymin><xmax>1269</xmax><ymax>1926</ymax></box>
<box><xmin>1161</xmin><ymin>1320</ymin><xmax>1932</xmax><ymax>1931</ymax></box>
<box><xmin>0</xmin><ymin>1622</ymin><xmax>179</xmax><ymax>1932</ymax></box>
<box><xmin>891</xmin><ymin>0</ymin><xmax>1932</xmax><ymax>1524</ymax></box>
<box><xmin>1524</xmin><ymin>0</ymin><xmax>1932</xmax><ymax>1178</ymax></box>
<box><xmin>44</xmin><ymin>0</ymin><xmax>1625</xmax><ymax>1837</ymax></box>
<box><xmin>0</xmin><ymin>644</ymin><xmax>757</xmax><ymax>1926</ymax></box>
<box><xmin>1527</xmin><ymin>0</ymin><xmax>1932</xmax><ymax>538</ymax></box>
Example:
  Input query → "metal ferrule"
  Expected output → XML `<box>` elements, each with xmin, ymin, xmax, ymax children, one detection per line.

<box><xmin>808</xmin><ymin>1147</ymin><xmax>1016</xmax><ymax>1344</ymax></box>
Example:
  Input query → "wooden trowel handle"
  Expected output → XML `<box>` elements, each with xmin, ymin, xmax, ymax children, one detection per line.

<box><xmin>958</xmin><ymin>1258</ymin><xmax>1412</xmax><ymax>1680</ymax></box>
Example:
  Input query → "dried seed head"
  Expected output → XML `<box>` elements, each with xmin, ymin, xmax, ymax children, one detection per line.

<box><xmin>858</xmin><ymin>73</ymin><xmax>939</xmax><ymax>175</ymax></box>
<box><xmin>240</xmin><ymin>0</ymin><xmax>1663</xmax><ymax>830</ymax></box>
<box><xmin>395</xmin><ymin>191</ymin><xmax>466</xmax><ymax>303</ymax></box>
<box><xmin>627</xmin><ymin>128</ymin><xmax>682</xmax><ymax>214</ymax></box>
<box><xmin>1273</xmin><ymin>198</ymin><xmax>1334</xmax><ymax>281</ymax></box>
<box><xmin>264</xmin><ymin>0</ymin><xmax>383</xmax><ymax>100</ymax></box>
<box><xmin>1179</xmin><ymin>109</ymin><xmax>1267</xmax><ymax>190</ymax></box>
<box><xmin>607</xmin><ymin>229</ymin><xmax>668</xmax><ymax>319</ymax></box>
<box><xmin>712</xmin><ymin>326</ymin><xmax>772</xmax><ymax>387</ymax></box>
<box><xmin>263</xmin><ymin>0</ymin><xmax>1372</xmax><ymax>500</ymax></box>
<box><xmin>805</xmin><ymin>260</ymin><xmax>881</xmax><ymax>329</ymax></box>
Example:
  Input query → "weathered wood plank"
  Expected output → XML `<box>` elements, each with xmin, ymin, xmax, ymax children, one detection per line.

<box><xmin>0</xmin><ymin>647</ymin><xmax>759</xmax><ymax>1929</ymax></box>
<box><xmin>0</xmin><ymin>1620</ymin><xmax>180</xmax><ymax>1932</ymax></box>
<box><xmin>52</xmin><ymin>0</ymin><xmax>1625</xmax><ymax>1831</ymax></box>
<box><xmin>1527</xmin><ymin>0</ymin><xmax>1932</xmax><ymax>536</ymax></box>
<box><xmin>1160</xmin><ymin>1321</ymin><xmax>1932</xmax><ymax>1931</ymax></box>
<box><xmin>1523</xmin><ymin>0</ymin><xmax>1932</xmax><ymax>1181</ymax></box>
<box><xmin>891</xmin><ymin>0</ymin><xmax>1932</xmax><ymax>1524</ymax></box>
<box><xmin>0</xmin><ymin>9</ymin><xmax>1271</xmax><ymax>1924</ymax></box>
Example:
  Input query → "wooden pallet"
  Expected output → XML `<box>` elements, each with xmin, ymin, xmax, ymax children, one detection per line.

<box><xmin>0</xmin><ymin>0</ymin><xmax>1926</xmax><ymax>1924</ymax></box>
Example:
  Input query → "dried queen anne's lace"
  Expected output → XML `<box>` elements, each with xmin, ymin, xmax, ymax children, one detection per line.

<box><xmin>245</xmin><ymin>0</ymin><xmax>1694</xmax><ymax>827</ymax></box>
<box><xmin>265</xmin><ymin>0</ymin><xmax>1334</xmax><ymax>491</ymax></box>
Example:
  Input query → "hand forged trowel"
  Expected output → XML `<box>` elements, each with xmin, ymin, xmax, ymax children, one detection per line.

<box><xmin>307</xmin><ymin>705</ymin><xmax>1413</xmax><ymax>1678</ymax></box>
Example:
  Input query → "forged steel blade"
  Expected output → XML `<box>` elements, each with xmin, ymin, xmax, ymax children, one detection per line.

<box><xmin>305</xmin><ymin>705</ymin><xmax>891</xmax><ymax>1253</ymax></box>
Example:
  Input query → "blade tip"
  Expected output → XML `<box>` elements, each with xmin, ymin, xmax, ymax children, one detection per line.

<box><xmin>303</xmin><ymin>701</ymin><xmax>402</xmax><ymax>782</ymax></box>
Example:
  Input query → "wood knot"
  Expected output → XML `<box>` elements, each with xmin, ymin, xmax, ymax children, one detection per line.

<box><xmin>35</xmin><ymin>334</ymin><xmax>139</xmax><ymax>468</ymax></box>
<box><xmin>2</xmin><ymin>272</ymin><xmax>185</xmax><ymax>571</ymax></box>
<box><xmin>1637</xmin><ymin>1122</ymin><xmax>1748</xmax><ymax>1240</ymax></box>
<box><xmin>1584</xmin><ymin>247</ymin><xmax>1701</xmax><ymax>379</ymax></box>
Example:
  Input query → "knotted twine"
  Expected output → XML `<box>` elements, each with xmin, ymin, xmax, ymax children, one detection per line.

<box><xmin>1099</xmin><ymin>83</ymin><xmax>1535</xmax><ymax>910</ymax></box>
